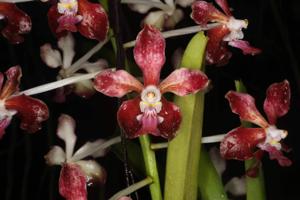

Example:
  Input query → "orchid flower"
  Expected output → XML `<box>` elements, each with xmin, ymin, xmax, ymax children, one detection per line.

<box><xmin>0</xmin><ymin>66</ymin><xmax>49</xmax><ymax>139</ymax></box>
<box><xmin>191</xmin><ymin>0</ymin><xmax>261</xmax><ymax>66</ymax></box>
<box><xmin>123</xmin><ymin>0</ymin><xmax>195</xmax><ymax>30</ymax></box>
<box><xmin>0</xmin><ymin>3</ymin><xmax>31</xmax><ymax>44</ymax></box>
<box><xmin>45</xmin><ymin>114</ymin><xmax>121</xmax><ymax>200</ymax></box>
<box><xmin>40</xmin><ymin>33</ymin><xmax>108</xmax><ymax>102</ymax></box>
<box><xmin>94</xmin><ymin>25</ymin><xmax>209</xmax><ymax>139</ymax></box>
<box><xmin>47</xmin><ymin>0</ymin><xmax>109</xmax><ymax>41</ymax></box>
<box><xmin>220</xmin><ymin>80</ymin><xmax>291</xmax><ymax>177</ymax></box>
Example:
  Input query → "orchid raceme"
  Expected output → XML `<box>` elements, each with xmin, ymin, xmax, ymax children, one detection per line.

<box><xmin>220</xmin><ymin>80</ymin><xmax>292</xmax><ymax>177</ymax></box>
<box><xmin>47</xmin><ymin>0</ymin><xmax>109</xmax><ymax>41</ymax></box>
<box><xmin>94</xmin><ymin>25</ymin><xmax>209</xmax><ymax>139</ymax></box>
<box><xmin>40</xmin><ymin>33</ymin><xmax>107</xmax><ymax>102</ymax></box>
<box><xmin>0</xmin><ymin>66</ymin><xmax>49</xmax><ymax>139</ymax></box>
<box><xmin>122</xmin><ymin>0</ymin><xmax>195</xmax><ymax>30</ymax></box>
<box><xmin>0</xmin><ymin>2</ymin><xmax>31</xmax><ymax>44</ymax></box>
<box><xmin>191</xmin><ymin>0</ymin><xmax>261</xmax><ymax>66</ymax></box>
<box><xmin>44</xmin><ymin>114</ymin><xmax>121</xmax><ymax>200</ymax></box>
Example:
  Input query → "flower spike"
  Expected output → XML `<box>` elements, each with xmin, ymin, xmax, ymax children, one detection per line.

<box><xmin>94</xmin><ymin>25</ymin><xmax>209</xmax><ymax>139</ymax></box>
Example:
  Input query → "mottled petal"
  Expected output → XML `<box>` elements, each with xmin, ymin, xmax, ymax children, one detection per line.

<box><xmin>0</xmin><ymin>117</ymin><xmax>12</xmax><ymax>139</ymax></box>
<box><xmin>0</xmin><ymin>3</ymin><xmax>31</xmax><ymax>44</ymax></box>
<box><xmin>206</xmin><ymin>26</ymin><xmax>232</xmax><ymax>66</ymax></box>
<box><xmin>226</xmin><ymin>91</ymin><xmax>269</xmax><ymax>128</ymax></box>
<box><xmin>220</xmin><ymin>127</ymin><xmax>266</xmax><ymax>160</ymax></box>
<box><xmin>262</xmin><ymin>145</ymin><xmax>292</xmax><ymax>167</ymax></box>
<box><xmin>191</xmin><ymin>1</ymin><xmax>228</xmax><ymax>26</ymax></box>
<box><xmin>77</xmin><ymin>0</ymin><xmax>109</xmax><ymax>41</ymax></box>
<box><xmin>263</xmin><ymin>80</ymin><xmax>290</xmax><ymax>125</ymax></box>
<box><xmin>5</xmin><ymin>94</ymin><xmax>49</xmax><ymax>133</ymax></box>
<box><xmin>57</xmin><ymin>14</ymin><xmax>81</xmax><ymax>33</ymax></box>
<box><xmin>215</xmin><ymin>0</ymin><xmax>232</xmax><ymax>16</ymax></box>
<box><xmin>176</xmin><ymin>0</ymin><xmax>195</xmax><ymax>8</ymax></box>
<box><xmin>0</xmin><ymin>66</ymin><xmax>21</xmax><ymax>99</ymax></box>
<box><xmin>58</xmin><ymin>33</ymin><xmax>75</xmax><ymax>69</ymax></box>
<box><xmin>117</xmin><ymin>97</ymin><xmax>142</xmax><ymax>138</ymax></box>
<box><xmin>134</xmin><ymin>25</ymin><xmax>165</xmax><ymax>85</ymax></box>
<box><xmin>224</xmin><ymin>177</ymin><xmax>246</xmax><ymax>196</ymax></box>
<box><xmin>159</xmin><ymin>68</ymin><xmax>209</xmax><ymax>96</ymax></box>
<box><xmin>57</xmin><ymin>114</ymin><xmax>77</xmax><ymax>160</ymax></box>
<box><xmin>40</xmin><ymin>44</ymin><xmax>63</xmax><ymax>68</ymax></box>
<box><xmin>76</xmin><ymin>160</ymin><xmax>106</xmax><ymax>185</ymax></box>
<box><xmin>94</xmin><ymin>69</ymin><xmax>143</xmax><ymax>98</ymax></box>
<box><xmin>157</xmin><ymin>98</ymin><xmax>181</xmax><ymax>139</ymax></box>
<box><xmin>44</xmin><ymin>145</ymin><xmax>66</xmax><ymax>166</ymax></box>
<box><xmin>59</xmin><ymin>163</ymin><xmax>87</xmax><ymax>200</ymax></box>
<box><xmin>143</xmin><ymin>11</ymin><xmax>166</xmax><ymax>30</ymax></box>
<box><xmin>228</xmin><ymin>40</ymin><xmax>262</xmax><ymax>55</ymax></box>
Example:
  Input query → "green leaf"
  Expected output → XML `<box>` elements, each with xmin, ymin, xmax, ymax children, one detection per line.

<box><xmin>164</xmin><ymin>32</ymin><xmax>207</xmax><ymax>200</ymax></box>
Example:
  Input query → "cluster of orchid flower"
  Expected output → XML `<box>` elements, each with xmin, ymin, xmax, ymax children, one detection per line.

<box><xmin>0</xmin><ymin>0</ymin><xmax>292</xmax><ymax>199</ymax></box>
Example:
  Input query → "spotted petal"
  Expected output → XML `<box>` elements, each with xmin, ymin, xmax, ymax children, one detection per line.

<box><xmin>59</xmin><ymin>163</ymin><xmax>87</xmax><ymax>200</ymax></box>
<box><xmin>0</xmin><ymin>66</ymin><xmax>21</xmax><ymax>99</ymax></box>
<box><xmin>5</xmin><ymin>94</ymin><xmax>49</xmax><ymax>133</ymax></box>
<box><xmin>94</xmin><ymin>69</ymin><xmax>143</xmax><ymax>98</ymax></box>
<box><xmin>220</xmin><ymin>127</ymin><xmax>266</xmax><ymax>160</ymax></box>
<box><xmin>159</xmin><ymin>68</ymin><xmax>209</xmax><ymax>96</ymax></box>
<box><xmin>77</xmin><ymin>0</ymin><xmax>109</xmax><ymax>41</ymax></box>
<box><xmin>0</xmin><ymin>3</ymin><xmax>32</xmax><ymax>44</ymax></box>
<box><xmin>134</xmin><ymin>25</ymin><xmax>165</xmax><ymax>85</ymax></box>
<box><xmin>228</xmin><ymin>40</ymin><xmax>262</xmax><ymax>55</ymax></box>
<box><xmin>225</xmin><ymin>91</ymin><xmax>269</xmax><ymax>128</ymax></box>
<box><xmin>263</xmin><ymin>80</ymin><xmax>290</xmax><ymax>125</ymax></box>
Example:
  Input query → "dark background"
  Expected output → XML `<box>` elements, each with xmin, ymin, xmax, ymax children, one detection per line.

<box><xmin>0</xmin><ymin>0</ymin><xmax>300</xmax><ymax>199</ymax></box>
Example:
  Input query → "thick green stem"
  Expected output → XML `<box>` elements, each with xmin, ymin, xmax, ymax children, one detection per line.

<box><xmin>198</xmin><ymin>148</ymin><xmax>228</xmax><ymax>200</ymax></box>
<box><xmin>235</xmin><ymin>80</ymin><xmax>266</xmax><ymax>200</ymax></box>
<box><xmin>164</xmin><ymin>32</ymin><xmax>207</xmax><ymax>200</ymax></box>
<box><xmin>139</xmin><ymin>135</ymin><xmax>163</xmax><ymax>200</ymax></box>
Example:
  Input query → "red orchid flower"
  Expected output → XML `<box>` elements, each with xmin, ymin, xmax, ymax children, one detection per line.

<box><xmin>0</xmin><ymin>3</ymin><xmax>32</xmax><ymax>44</ymax></box>
<box><xmin>48</xmin><ymin>0</ymin><xmax>109</xmax><ymax>41</ymax></box>
<box><xmin>0</xmin><ymin>66</ymin><xmax>49</xmax><ymax>139</ymax></box>
<box><xmin>191</xmin><ymin>0</ymin><xmax>261</xmax><ymax>66</ymax></box>
<box><xmin>94</xmin><ymin>25</ymin><xmax>209</xmax><ymax>139</ymax></box>
<box><xmin>220</xmin><ymin>80</ymin><xmax>291</xmax><ymax>177</ymax></box>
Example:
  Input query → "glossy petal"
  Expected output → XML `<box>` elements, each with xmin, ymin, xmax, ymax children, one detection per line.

<box><xmin>262</xmin><ymin>145</ymin><xmax>292</xmax><ymax>166</ymax></box>
<box><xmin>0</xmin><ymin>117</ymin><xmax>12</xmax><ymax>139</ymax></box>
<box><xmin>0</xmin><ymin>66</ymin><xmax>21</xmax><ymax>99</ymax></box>
<box><xmin>76</xmin><ymin>160</ymin><xmax>106</xmax><ymax>185</ymax></box>
<box><xmin>263</xmin><ymin>80</ymin><xmax>290</xmax><ymax>125</ymax></box>
<box><xmin>77</xmin><ymin>0</ymin><xmax>109</xmax><ymax>41</ymax></box>
<box><xmin>40</xmin><ymin>43</ymin><xmax>63</xmax><ymax>68</ymax></box>
<box><xmin>226</xmin><ymin>91</ymin><xmax>269</xmax><ymax>128</ymax></box>
<box><xmin>228</xmin><ymin>40</ymin><xmax>262</xmax><ymax>55</ymax></box>
<box><xmin>215</xmin><ymin>0</ymin><xmax>232</xmax><ymax>16</ymax></box>
<box><xmin>134</xmin><ymin>25</ymin><xmax>165</xmax><ymax>85</ymax></box>
<box><xmin>94</xmin><ymin>69</ymin><xmax>143</xmax><ymax>98</ymax></box>
<box><xmin>57</xmin><ymin>114</ymin><xmax>77</xmax><ymax>160</ymax></box>
<box><xmin>220</xmin><ymin>127</ymin><xmax>266</xmax><ymax>160</ymax></box>
<box><xmin>159</xmin><ymin>68</ymin><xmax>209</xmax><ymax>96</ymax></box>
<box><xmin>117</xmin><ymin>97</ymin><xmax>142</xmax><ymax>138</ymax></box>
<box><xmin>44</xmin><ymin>145</ymin><xmax>66</xmax><ymax>166</ymax></box>
<box><xmin>59</xmin><ymin>163</ymin><xmax>87</xmax><ymax>200</ymax></box>
<box><xmin>191</xmin><ymin>1</ymin><xmax>228</xmax><ymax>26</ymax></box>
<box><xmin>206</xmin><ymin>26</ymin><xmax>232</xmax><ymax>66</ymax></box>
<box><xmin>0</xmin><ymin>3</ymin><xmax>31</xmax><ymax>44</ymax></box>
<box><xmin>5</xmin><ymin>94</ymin><xmax>49</xmax><ymax>133</ymax></box>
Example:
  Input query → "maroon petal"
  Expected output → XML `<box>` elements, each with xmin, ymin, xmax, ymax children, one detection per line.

<box><xmin>117</xmin><ymin>97</ymin><xmax>142</xmax><ymax>138</ymax></box>
<box><xmin>0</xmin><ymin>117</ymin><xmax>12</xmax><ymax>139</ymax></box>
<box><xmin>215</xmin><ymin>0</ymin><xmax>232</xmax><ymax>16</ymax></box>
<box><xmin>226</xmin><ymin>91</ymin><xmax>269</xmax><ymax>128</ymax></box>
<box><xmin>0</xmin><ymin>66</ymin><xmax>21</xmax><ymax>99</ymax></box>
<box><xmin>0</xmin><ymin>72</ymin><xmax>4</xmax><ymax>90</ymax></box>
<box><xmin>94</xmin><ymin>69</ymin><xmax>143</xmax><ymax>98</ymax></box>
<box><xmin>191</xmin><ymin>1</ymin><xmax>228</xmax><ymax>26</ymax></box>
<box><xmin>206</xmin><ymin>26</ymin><xmax>232</xmax><ymax>66</ymax></box>
<box><xmin>159</xmin><ymin>68</ymin><xmax>209</xmax><ymax>96</ymax></box>
<box><xmin>263</xmin><ymin>145</ymin><xmax>292</xmax><ymax>167</ymax></box>
<box><xmin>77</xmin><ymin>0</ymin><xmax>109</xmax><ymax>41</ymax></box>
<box><xmin>157</xmin><ymin>98</ymin><xmax>181</xmax><ymax>139</ymax></box>
<box><xmin>228</xmin><ymin>40</ymin><xmax>262</xmax><ymax>55</ymax></box>
<box><xmin>220</xmin><ymin>127</ymin><xmax>266</xmax><ymax>160</ymax></box>
<box><xmin>263</xmin><ymin>80</ymin><xmax>290</xmax><ymax>125</ymax></box>
<box><xmin>59</xmin><ymin>163</ymin><xmax>87</xmax><ymax>200</ymax></box>
<box><xmin>134</xmin><ymin>25</ymin><xmax>165</xmax><ymax>85</ymax></box>
<box><xmin>48</xmin><ymin>5</ymin><xmax>68</xmax><ymax>38</ymax></box>
<box><xmin>5</xmin><ymin>94</ymin><xmax>49</xmax><ymax>133</ymax></box>
<box><xmin>0</xmin><ymin>3</ymin><xmax>31</xmax><ymax>44</ymax></box>
<box><xmin>57</xmin><ymin>15</ymin><xmax>81</xmax><ymax>33</ymax></box>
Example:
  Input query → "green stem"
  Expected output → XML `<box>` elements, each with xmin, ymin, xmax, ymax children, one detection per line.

<box><xmin>150</xmin><ymin>142</ymin><xmax>168</xmax><ymax>150</ymax></box>
<box><xmin>139</xmin><ymin>135</ymin><xmax>163</xmax><ymax>200</ymax></box>
<box><xmin>108</xmin><ymin>177</ymin><xmax>153</xmax><ymax>200</ymax></box>
<box><xmin>198</xmin><ymin>148</ymin><xmax>228</xmax><ymax>200</ymax></box>
<box><xmin>164</xmin><ymin>32</ymin><xmax>207</xmax><ymax>200</ymax></box>
<box><xmin>235</xmin><ymin>80</ymin><xmax>266</xmax><ymax>200</ymax></box>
